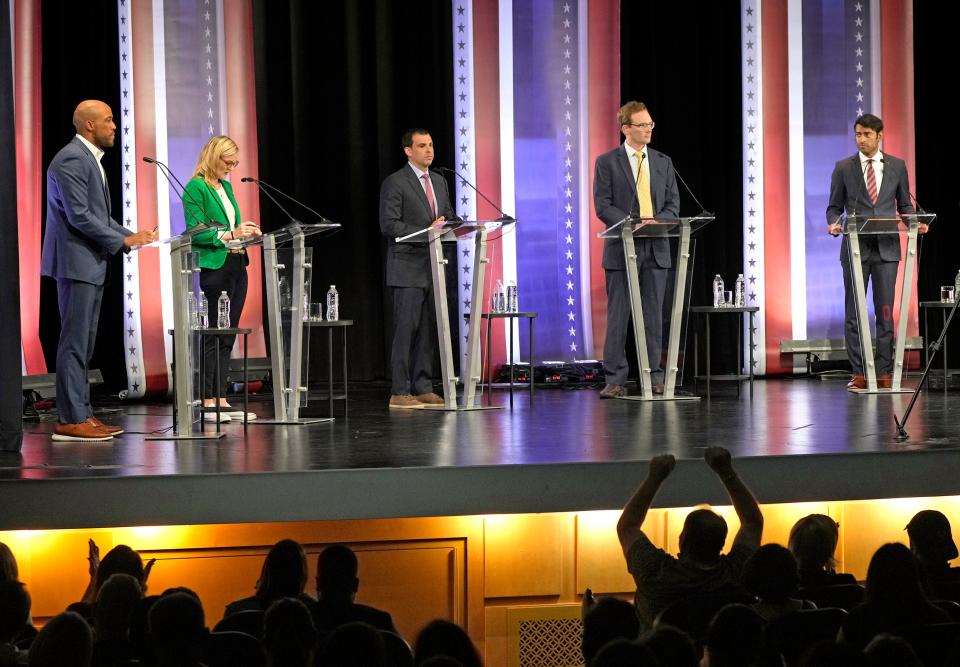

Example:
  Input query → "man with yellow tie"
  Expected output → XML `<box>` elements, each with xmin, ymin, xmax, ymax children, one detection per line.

<box><xmin>594</xmin><ymin>101</ymin><xmax>680</xmax><ymax>398</ymax></box>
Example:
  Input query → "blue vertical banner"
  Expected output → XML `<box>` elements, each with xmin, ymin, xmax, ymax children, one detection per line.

<box><xmin>512</xmin><ymin>0</ymin><xmax>585</xmax><ymax>359</ymax></box>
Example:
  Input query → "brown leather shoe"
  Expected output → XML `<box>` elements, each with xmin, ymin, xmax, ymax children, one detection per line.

<box><xmin>88</xmin><ymin>416</ymin><xmax>124</xmax><ymax>435</ymax></box>
<box><xmin>389</xmin><ymin>394</ymin><xmax>421</xmax><ymax>409</ymax></box>
<box><xmin>599</xmin><ymin>384</ymin><xmax>626</xmax><ymax>399</ymax></box>
<box><xmin>652</xmin><ymin>384</ymin><xmax>665</xmax><ymax>395</ymax></box>
<box><xmin>415</xmin><ymin>392</ymin><xmax>445</xmax><ymax>405</ymax></box>
<box><xmin>847</xmin><ymin>375</ymin><xmax>866</xmax><ymax>390</ymax></box>
<box><xmin>52</xmin><ymin>422</ymin><xmax>113</xmax><ymax>442</ymax></box>
<box><xmin>877</xmin><ymin>375</ymin><xmax>892</xmax><ymax>389</ymax></box>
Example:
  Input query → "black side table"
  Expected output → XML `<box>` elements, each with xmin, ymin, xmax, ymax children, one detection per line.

<box><xmin>305</xmin><ymin>319</ymin><xmax>353</xmax><ymax>417</ymax></box>
<box><xmin>689</xmin><ymin>306</ymin><xmax>759</xmax><ymax>399</ymax></box>
<box><xmin>919</xmin><ymin>301</ymin><xmax>954</xmax><ymax>395</ymax></box>
<box><xmin>471</xmin><ymin>312</ymin><xmax>537</xmax><ymax>409</ymax></box>
<box><xmin>196</xmin><ymin>327</ymin><xmax>252</xmax><ymax>432</ymax></box>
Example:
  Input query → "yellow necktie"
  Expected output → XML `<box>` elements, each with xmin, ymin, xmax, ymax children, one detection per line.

<box><xmin>637</xmin><ymin>151</ymin><xmax>654</xmax><ymax>218</ymax></box>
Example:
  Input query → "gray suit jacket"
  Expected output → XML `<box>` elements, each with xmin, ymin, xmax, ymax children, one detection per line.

<box><xmin>593</xmin><ymin>144</ymin><xmax>680</xmax><ymax>270</ymax></box>
<box><xmin>41</xmin><ymin>136</ymin><xmax>130</xmax><ymax>284</ymax></box>
<box><xmin>826</xmin><ymin>152</ymin><xmax>914</xmax><ymax>264</ymax></box>
<box><xmin>379</xmin><ymin>164</ymin><xmax>455</xmax><ymax>288</ymax></box>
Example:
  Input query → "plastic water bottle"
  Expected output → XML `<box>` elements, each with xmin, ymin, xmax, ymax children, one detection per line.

<box><xmin>303</xmin><ymin>279</ymin><xmax>311</xmax><ymax>321</ymax></box>
<box><xmin>507</xmin><ymin>280</ymin><xmax>518</xmax><ymax>312</ymax></box>
<box><xmin>493</xmin><ymin>279</ymin><xmax>505</xmax><ymax>312</ymax></box>
<box><xmin>187</xmin><ymin>291</ymin><xmax>199</xmax><ymax>329</ymax></box>
<box><xmin>197</xmin><ymin>292</ymin><xmax>209</xmax><ymax>329</ymax></box>
<box><xmin>954</xmin><ymin>270</ymin><xmax>960</xmax><ymax>303</ymax></box>
<box><xmin>712</xmin><ymin>274</ymin><xmax>725</xmax><ymax>308</ymax></box>
<box><xmin>326</xmin><ymin>285</ymin><xmax>339</xmax><ymax>321</ymax></box>
<box><xmin>278</xmin><ymin>275</ymin><xmax>291</xmax><ymax>311</ymax></box>
<box><xmin>217</xmin><ymin>291</ymin><xmax>230</xmax><ymax>329</ymax></box>
<box><xmin>734</xmin><ymin>274</ymin><xmax>745</xmax><ymax>308</ymax></box>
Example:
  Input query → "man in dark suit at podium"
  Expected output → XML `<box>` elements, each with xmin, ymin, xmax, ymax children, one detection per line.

<box><xmin>826</xmin><ymin>113</ymin><xmax>923</xmax><ymax>390</ymax></box>
<box><xmin>594</xmin><ymin>101</ymin><xmax>679</xmax><ymax>398</ymax></box>
<box><xmin>379</xmin><ymin>128</ymin><xmax>455</xmax><ymax>409</ymax></box>
<box><xmin>41</xmin><ymin>100</ymin><xmax>157</xmax><ymax>441</ymax></box>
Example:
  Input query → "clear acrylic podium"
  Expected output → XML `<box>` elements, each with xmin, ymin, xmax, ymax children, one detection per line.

<box><xmin>396</xmin><ymin>219</ymin><xmax>513</xmax><ymax>410</ymax></box>
<box><xmin>842</xmin><ymin>212</ymin><xmax>936</xmax><ymax>393</ymax></box>
<box><xmin>233</xmin><ymin>221</ymin><xmax>341</xmax><ymax>423</ymax></box>
<box><xmin>146</xmin><ymin>222</ymin><xmax>228</xmax><ymax>441</ymax></box>
<box><xmin>598</xmin><ymin>214</ymin><xmax>715</xmax><ymax>401</ymax></box>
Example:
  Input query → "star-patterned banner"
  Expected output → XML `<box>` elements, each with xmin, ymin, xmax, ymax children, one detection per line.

<box><xmin>118</xmin><ymin>0</ymin><xmax>263</xmax><ymax>397</ymax></box>
<box><xmin>453</xmin><ymin>0</ymin><xmax>617</xmax><ymax>366</ymax></box>
<box><xmin>742</xmin><ymin>0</ymin><xmax>916</xmax><ymax>375</ymax></box>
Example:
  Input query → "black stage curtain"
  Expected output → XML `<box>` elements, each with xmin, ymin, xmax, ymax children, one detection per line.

<box><xmin>620</xmin><ymin>2</ymin><xmax>744</xmax><ymax>376</ymax></box>
<box><xmin>38</xmin><ymin>1</ymin><xmax>124</xmax><ymax>391</ymax></box>
<box><xmin>252</xmin><ymin>0</ymin><xmax>454</xmax><ymax>381</ymax></box>
<box><xmin>1</xmin><ymin>0</ymin><xmax>24</xmax><ymax>452</ymax></box>
<box><xmin>28</xmin><ymin>2</ymin><xmax>957</xmax><ymax>391</ymax></box>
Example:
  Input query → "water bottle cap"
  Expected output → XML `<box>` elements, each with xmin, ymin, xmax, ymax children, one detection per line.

<box><xmin>221</xmin><ymin>291</ymin><xmax>228</xmax><ymax>295</ymax></box>
<box><xmin>330</xmin><ymin>285</ymin><xmax>335</xmax><ymax>289</ymax></box>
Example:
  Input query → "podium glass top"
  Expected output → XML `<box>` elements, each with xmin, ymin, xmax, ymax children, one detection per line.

<box><xmin>225</xmin><ymin>221</ymin><xmax>341</xmax><ymax>249</ymax></box>
<box><xmin>597</xmin><ymin>214</ymin><xmax>715</xmax><ymax>239</ymax></box>
<box><xmin>842</xmin><ymin>212</ymin><xmax>936</xmax><ymax>235</ymax></box>
<box><xmin>395</xmin><ymin>219</ymin><xmax>514</xmax><ymax>243</ymax></box>
<box><xmin>150</xmin><ymin>221</ymin><xmax>228</xmax><ymax>247</ymax></box>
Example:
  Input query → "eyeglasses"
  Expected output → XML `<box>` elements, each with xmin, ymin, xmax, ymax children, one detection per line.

<box><xmin>628</xmin><ymin>122</ymin><xmax>655</xmax><ymax>130</ymax></box>
<box><xmin>221</xmin><ymin>157</ymin><xmax>240</xmax><ymax>169</ymax></box>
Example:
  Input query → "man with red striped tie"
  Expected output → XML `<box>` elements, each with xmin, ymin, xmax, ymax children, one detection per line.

<box><xmin>826</xmin><ymin>113</ymin><xmax>924</xmax><ymax>390</ymax></box>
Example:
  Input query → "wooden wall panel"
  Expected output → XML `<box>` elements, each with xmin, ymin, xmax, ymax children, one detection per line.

<box><xmin>575</xmin><ymin>509</ymin><xmax>659</xmax><ymax>595</ymax></box>
<box><xmin>484</xmin><ymin>514</ymin><xmax>567</xmax><ymax>599</ymax></box>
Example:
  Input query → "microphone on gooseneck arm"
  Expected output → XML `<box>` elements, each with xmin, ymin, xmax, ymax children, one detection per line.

<box><xmin>240</xmin><ymin>176</ymin><xmax>331</xmax><ymax>224</ymax></box>
<box><xmin>434</xmin><ymin>166</ymin><xmax>514</xmax><ymax>222</ymax></box>
<box><xmin>142</xmin><ymin>157</ymin><xmax>224</xmax><ymax>231</ymax></box>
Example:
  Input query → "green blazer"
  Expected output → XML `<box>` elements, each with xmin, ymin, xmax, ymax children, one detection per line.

<box><xmin>182</xmin><ymin>176</ymin><xmax>242</xmax><ymax>270</ymax></box>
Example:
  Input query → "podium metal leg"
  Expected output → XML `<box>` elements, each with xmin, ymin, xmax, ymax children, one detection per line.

<box><xmin>847</xmin><ymin>229</ymin><xmax>878</xmax><ymax>392</ymax></box>
<box><xmin>892</xmin><ymin>223</ymin><xmax>919</xmax><ymax>391</ymax></box>
<box><xmin>463</xmin><ymin>228</ymin><xmax>489</xmax><ymax>407</ymax></box>
<box><xmin>617</xmin><ymin>223</ymin><xmax>699</xmax><ymax>403</ymax></box>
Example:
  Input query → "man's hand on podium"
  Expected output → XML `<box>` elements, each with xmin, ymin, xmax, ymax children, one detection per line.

<box><xmin>919</xmin><ymin>223</ymin><xmax>929</xmax><ymax>235</ymax></box>
<box><xmin>124</xmin><ymin>228</ymin><xmax>159</xmax><ymax>248</ymax></box>
<box><xmin>431</xmin><ymin>216</ymin><xmax>447</xmax><ymax>229</ymax></box>
<box><xmin>827</xmin><ymin>222</ymin><xmax>843</xmax><ymax>237</ymax></box>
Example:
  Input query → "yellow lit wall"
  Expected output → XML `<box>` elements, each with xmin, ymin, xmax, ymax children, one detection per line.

<box><xmin>3</xmin><ymin>496</ymin><xmax>959</xmax><ymax>664</ymax></box>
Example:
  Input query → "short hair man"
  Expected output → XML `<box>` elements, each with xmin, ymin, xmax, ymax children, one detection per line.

<box><xmin>41</xmin><ymin>100</ymin><xmax>157</xmax><ymax>441</ymax></box>
<box><xmin>826</xmin><ymin>113</ymin><xmax>922</xmax><ymax>390</ymax></box>
<box><xmin>379</xmin><ymin>129</ymin><xmax>455</xmax><ymax>408</ymax></box>
<box><xmin>617</xmin><ymin>447</ymin><xmax>764</xmax><ymax>627</ymax></box>
<box><xmin>311</xmin><ymin>544</ymin><xmax>396</xmax><ymax>640</ymax></box>
<box><xmin>593</xmin><ymin>101</ymin><xmax>680</xmax><ymax>398</ymax></box>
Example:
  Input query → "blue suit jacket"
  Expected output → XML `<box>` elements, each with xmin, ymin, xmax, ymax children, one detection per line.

<box><xmin>826</xmin><ymin>152</ymin><xmax>914</xmax><ymax>264</ymax></box>
<box><xmin>379</xmin><ymin>164</ymin><xmax>455</xmax><ymax>288</ymax></box>
<box><xmin>41</xmin><ymin>137</ymin><xmax>130</xmax><ymax>285</ymax></box>
<box><xmin>593</xmin><ymin>144</ymin><xmax>680</xmax><ymax>270</ymax></box>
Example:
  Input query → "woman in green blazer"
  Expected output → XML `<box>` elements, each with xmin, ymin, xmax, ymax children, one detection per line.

<box><xmin>183</xmin><ymin>135</ymin><xmax>261</xmax><ymax>422</ymax></box>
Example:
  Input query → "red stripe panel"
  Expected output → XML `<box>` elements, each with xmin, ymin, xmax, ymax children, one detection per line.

<box><xmin>223</xmin><ymin>0</ymin><xmax>266</xmax><ymax>358</ymax></box>
<box><xmin>587</xmin><ymin>0</ymin><xmax>619</xmax><ymax>359</ymax></box>
<box><xmin>473</xmin><ymin>0</ymin><xmax>505</xmax><ymax>368</ymax></box>
<box><xmin>880</xmin><ymin>0</ymin><xmax>919</xmax><ymax>369</ymax></box>
<box><xmin>761</xmin><ymin>0</ymin><xmax>792</xmax><ymax>375</ymax></box>
<box><xmin>131</xmin><ymin>0</ymin><xmax>168</xmax><ymax>396</ymax></box>
<box><xmin>14</xmin><ymin>0</ymin><xmax>46</xmax><ymax>374</ymax></box>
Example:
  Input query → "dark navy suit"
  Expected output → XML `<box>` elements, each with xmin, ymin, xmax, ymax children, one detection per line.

<box><xmin>594</xmin><ymin>144</ymin><xmax>680</xmax><ymax>385</ymax></box>
<box><xmin>41</xmin><ymin>137</ymin><xmax>131</xmax><ymax>423</ymax></box>
<box><xmin>379</xmin><ymin>164</ymin><xmax>454</xmax><ymax>395</ymax></box>
<box><xmin>826</xmin><ymin>152</ymin><xmax>914</xmax><ymax>376</ymax></box>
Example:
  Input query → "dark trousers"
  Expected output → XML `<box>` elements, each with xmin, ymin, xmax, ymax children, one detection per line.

<box><xmin>55</xmin><ymin>279</ymin><xmax>104</xmax><ymax>424</ymax></box>
<box><xmin>842</xmin><ymin>256</ymin><xmax>898</xmax><ymax>376</ymax></box>
<box><xmin>603</xmin><ymin>242</ymin><xmax>668</xmax><ymax>386</ymax></box>
<box><xmin>198</xmin><ymin>254</ymin><xmax>248</xmax><ymax>399</ymax></box>
<box><xmin>390</xmin><ymin>285</ymin><xmax>436</xmax><ymax>395</ymax></box>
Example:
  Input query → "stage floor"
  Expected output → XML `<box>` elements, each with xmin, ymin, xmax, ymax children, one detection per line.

<box><xmin>3</xmin><ymin>378</ymin><xmax>959</xmax><ymax>530</ymax></box>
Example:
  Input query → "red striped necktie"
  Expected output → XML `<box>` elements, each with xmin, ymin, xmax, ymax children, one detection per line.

<box><xmin>865</xmin><ymin>158</ymin><xmax>878</xmax><ymax>205</ymax></box>
<box><xmin>422</xmin><ymin>173</ymin><xmax>437</xmax><ymax>218</ymax></box>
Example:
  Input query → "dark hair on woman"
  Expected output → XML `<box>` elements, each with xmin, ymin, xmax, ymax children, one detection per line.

<box><xmin>255</xmin><ymin>539</ymin><xmax>308</xmax><ymax>608</ymax></box>
<box><xmin>788</xmin><ymin>514</ymin><xmax>840</xmax><ymax>574</ymax></box>
<box><xmin>94</xmin><ymin>545</ymin><xmax>145</xmax><ymax>594</ymax></box>
<box><xmin>28</xmin><ymin>611</ymin><xmax>93</xmax><ymax>667</ymax></box>
<box><xmin>865</xmin><ymin>542</ymin><xmax>927</xmax><ymax>608</ymax></box>
<box><xmin>264</xmin><ymin>597</ymin><xmax>318</xmax><ymax>667</ymax></box>
<box><xmin>743</xmin><ymin>543</ymin><xmax>801</xmax><ymax>602</ymax></box>
<box><xmin>0</xmin><ymin>542</ymin><xmax>18</xmax><ymax>582</ymax></box>
<box><xmin>413</xmin><ymin>620</ymin><xmax>482</xmax><ymax>667</ymax></box>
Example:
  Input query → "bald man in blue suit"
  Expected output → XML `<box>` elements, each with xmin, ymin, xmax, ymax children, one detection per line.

<box><xmin>41</xmin><ymin>100</ymin><xmax>157</xmax><ymax>441</ymax></box>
